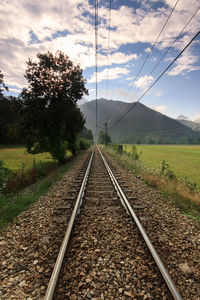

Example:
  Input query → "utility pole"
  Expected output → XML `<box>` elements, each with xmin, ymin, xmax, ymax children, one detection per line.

<box><xmin>105</xmin><ymin>122</ymin><xmax>108</xmax><ymax>147</ymax></box>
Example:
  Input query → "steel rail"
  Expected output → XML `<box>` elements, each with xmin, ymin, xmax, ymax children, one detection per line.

<box><xmin>44</xmin><ymin>148</ymin><xmax>94</xmax><ymax>300</ymax></box>
<box><xmin>97</xmin><ymin>146</ymin><xmax>182</xmax><ymax>300</ymax></box>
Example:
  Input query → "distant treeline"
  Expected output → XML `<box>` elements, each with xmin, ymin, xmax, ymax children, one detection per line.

<box><xmin>0</xmin><ymin>96</ymin><xmax>25</xmax><ymax>145</ymax></box>
<box><xmin>0</xmin><ymin>96</ymin><xmax>93</xmax><ymax>146</ymax></box>
<box><xmin>113</xmin><ymin>133</ymin><xmax>200</xmax><ymax>145</ymax></box>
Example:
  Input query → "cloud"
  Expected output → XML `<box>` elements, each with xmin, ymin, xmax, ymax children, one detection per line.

<box><xmin>8</xmin><ymin>87</ymin><xmax>22</xmax><ymax>94</ymax></box>
<box><xmin>152</xmin><ymin>105</ymin><xmax>167</xmax><ymax>112</ymax></box>
<box><xmin>155</xmin><ymin>90</ymin><xmax>164</xmax><ymax>97</ymax></box>
<box><xmin>167</xmin><ymin>50</ymin><xmax>200</xmax><ymax>76</ymax></box>
<box><xmin>134</xmin><ymin>75</ymin><xmax>154</xmax><ymax>88</ymax></box>
<box><xmin>145</xmin><ymin>47</ymin><xmax>151</xmax><ymax>53</ymax></box>
<box><xmin>0</xmin><ymin>0</ymin><xmax>199</xmax><ymax>90</ymax></box>
<box><xmin>88</xmin><ymin>67</ymin><xmax>130</xmax><ymax>83</ymax></box>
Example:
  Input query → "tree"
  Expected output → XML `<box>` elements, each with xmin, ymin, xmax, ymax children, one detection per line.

<box><xmin>0</xmin><ymin>70</ymin><xmax>8</xmax><ymax>98</ymax></box>
<box><xmin>13</xmin><ymin>51</ymin><xmax>88</xmax><ymax>162</ymax></box>
<box><xmin>98</xmin><ymin>130</ymin><xmax>111</xmax><ymax>144</ymax></box>
<box><xmin>79</xmin><ymin>126</ymin><xmax>93</xmax><ymax>141</ymax></box>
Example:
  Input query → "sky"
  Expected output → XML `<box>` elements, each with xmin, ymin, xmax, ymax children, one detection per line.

<box><xmin>0</xmin><ymin>0</ymin><xmax>200</xmax><ymax>122</ymax></box>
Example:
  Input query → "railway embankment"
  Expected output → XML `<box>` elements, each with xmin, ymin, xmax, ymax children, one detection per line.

<box><xmin>0</xmin><ymin>147</ymin><xmax>199</xmax><ymax>299</ymax></box>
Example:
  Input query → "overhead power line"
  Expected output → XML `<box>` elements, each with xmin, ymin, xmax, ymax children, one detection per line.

<box><xmin>128</xmin><ymin>5</ymin><xmax>200</xmax><ymax>103</ymax></box>
<box><xmin>110</xmin><ymin>30</ymin><xmax>200</xmax><ymax>129</ymax></box>
<box><xmin>108</xmin><ymin>5</ymin><xmax>200</xmax><ymax>126</ymax></box>
<box><xmin>108</xmin><ymin>0</ymin><xmax>180</xmax><ymax>125</ymax></box>
<box><xmin>95</xmin><ymin>0</ymin><xmax>98</xmax><ymax>141</ymax></box>
<box><xmin>105</xmin><ymin>0</ymin><xmax>112</xmax><ymax>125</ymax></box>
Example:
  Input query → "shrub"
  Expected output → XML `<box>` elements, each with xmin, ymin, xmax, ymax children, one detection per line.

<box><xmin>183</xmin><ymin>177</ymin><xmax>197</xmax><ymax>192</ymax></box>
<box><xmin>0</xmin><ymin>160</ymin><xmax>11</xmax><ymax>194</ymax></box>
<box><xmin>160</xmin><ymin>160</ymin><xmax>176</xmax><ymax>180</ymax></box>
<box><xmin>79</xmin><ymin>138</ymin><xmax>91</xmax><ymax>150</ymax></box>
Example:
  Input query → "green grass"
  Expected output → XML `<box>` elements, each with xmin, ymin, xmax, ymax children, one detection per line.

<box><xmin>0</xmin><ymin>147</ymin><xmax>54</xmax><ymax>171</ymax></box>
<box><xmin>0</xmin><ymin>146</ymin><xmax>72</xmax><ymax>171</ymax></box>
<box><xmin>123</xmin><ymin>145</ymin><xmax>200</xmax><ymax>187</ymax></box>
<box><xmin>103</xmin><ymin>145</ymin><xmax>200</xmax><ymax>222</ymax></box>
<box><xmin>0</xmin><ymin>158</ymin><xmax>74</xmax><ymax>230</ymax></box>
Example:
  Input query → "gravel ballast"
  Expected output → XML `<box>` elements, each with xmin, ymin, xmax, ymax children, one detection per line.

<box><xmin>0</xmin><ymin>147</ymin><xmax>199</xmax><ymax>299</ymax></box>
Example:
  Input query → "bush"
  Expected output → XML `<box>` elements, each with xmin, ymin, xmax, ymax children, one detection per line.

<box><xmin>183</xmin><ymin>177</ymin><xmax>197</xmax><ymax>192</ymax></box>
<box><xmin>79</xmin><ymin>138</ymin><xmax>91</xmax><ymax>150</ymax></box>
<box><xmin>0</xmin><ymin>160</ymin><xmax>11</xmax><ymax>194</ymax></box>
<box><xmin>160</xmin><ymin>160</ymin><xmax>176</xmax><ymax>180</ymax></box>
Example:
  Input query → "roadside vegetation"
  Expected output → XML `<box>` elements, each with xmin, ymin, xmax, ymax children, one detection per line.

<box><xmin>125</xmin><ymin>144</ymin><xmax>200</xmax><ymax>187</ymax></box>
<box><xmin>0</xmin><ymin>155</ymin><xmax>78</xmax><ymax>230</ymax></box>
<box><xmin>0</xmin><ymin>52</ymin><xmax>93</xmax><ymax>229</ymax></box>
<box><xmin>0</xmin><ymin>141</ymin><xmax>92</xmax><ymax>230</ymax></box>
<box><xmin>102</xmin><ymin>144</ymin><xmax>200</xmax><ymax>221</ymax></box>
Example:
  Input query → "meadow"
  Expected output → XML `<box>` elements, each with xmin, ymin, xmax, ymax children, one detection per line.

<box><xmin>0</xmin><ymin>146</ymin><xmax>73</xmax><ymax>228</ymax></box>
<box><xmin>123</xmin><ymin>144</ymin><xmax>200</xmax><ymax>187</ymax></box>
<box><xmin>0</xmin><ymin>147</ymin><xmax>55</xmax><ymax>171</ymax></box>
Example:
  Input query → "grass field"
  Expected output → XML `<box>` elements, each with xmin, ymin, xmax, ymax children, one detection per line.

<box><xmin>123</xmin><ymin>145</ymin><xmax>200</xmax><ymax>187</ymax></box>
<box><xmin>0</xmin><ymin>147</ymin><xmax>72</xmax><ymax>171</ymax></box>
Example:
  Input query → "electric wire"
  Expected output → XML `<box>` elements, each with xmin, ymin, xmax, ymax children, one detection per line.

<box><xmin>108</xmin><ymin>0</ymin><xmax>180</xmax><ymax>125</ymax></box>
<box><xmin>109</xmin><ymin>5</ymin><xmax>200</xmax><ymax>125</ymax></box>
<box><xmin>95</xmin><ymin>0</ymin><xmax>98</xmax><ymax>141</ymax></box>
<box><xmin>128</xmin><ymin>5</ymin><xmax>200</xmax><ymax>103</ymax></box>
<box><xmin>110</xmin><ymin>30</ymin><xmax>200</xmax><ymax>129</ymax></box>
<box><xmin>105</xmin><ymin>0</ymin><xmax>112</xmax><ymax>125</ymax></box>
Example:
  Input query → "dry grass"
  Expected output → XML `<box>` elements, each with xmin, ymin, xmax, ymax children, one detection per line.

<box><xmin>103</xmin><ymin>145</ymin><xmax>200</xmax><ymax>221</ymax></box>
<box><xmin>141</xmin><ymin>172</ymin><xmax>200</xmax><ymax>207</ymax></box>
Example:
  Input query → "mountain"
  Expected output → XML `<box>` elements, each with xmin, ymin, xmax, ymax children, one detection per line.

<box><xmin>80</xmin><ymin>99</ymin><xmax>200</xmax><ymax>144</ymax></box>
<box><xmin>177</xmin><ymin>115</ymin><xmax>189</xmax><ymax>120</ymax></box>
<box><xmin>194</xmin><ymin>117</ymin><xmax>200</xmax><ymax>124</ymax></box>
<box><xmin>176</xmin><ymin>116</ymin><xmax>200</xmax><ymax>132</ymax></box>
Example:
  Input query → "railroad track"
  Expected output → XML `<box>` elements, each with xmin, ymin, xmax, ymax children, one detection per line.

<box><xmin>45</xmin><ymin>146</ymin><xmax>182</xmax><ymax>300</ymax></box>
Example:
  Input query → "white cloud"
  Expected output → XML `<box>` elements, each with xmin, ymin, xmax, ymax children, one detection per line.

<box><xmin>153</xmin><ymin>105</ymin><xmax>167</xmax><ymax>112</ymax></box>
<box><xmin>134</xmin><ymin>75</ymin><xmax>154</xmax><ymax>88</ymax></box>
<box><xmin>8</xmin><ymin>87</ymin><xmax>22</xmax><ymax>94</ymax></box>
<box><xmin>88</xmin><ymin>67</ymin><xmax>130</xmax><ymax>83</ymax></box>
<box><xmin>167</xmin><ymin>51</ymin><xmax>200</xmax><ymax>76</ymax></box>
<box><xmin>0</xmin><ymin>0</ymin><xmax>199</xmax><ymax>90</ymax></box>
<box><xmin>155</xmin><ymin>90</ymin><xmax>164</xmax><ymax>97</ymax></box>
<box><xmin>145</xmin><ymin>47</ymin><xmax>151</xmax><ymax>53</ymax></box>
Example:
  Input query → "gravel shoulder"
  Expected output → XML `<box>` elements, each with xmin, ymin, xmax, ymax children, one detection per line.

<box><xmin>0</xmin><ymin>147</ymin><xmax>199</xmax><ymax>300</ymax></box>
<box><xmin>0</xmin><ymin>150</ymin><xmax>90</xmax><ymax>300</ymax></box>
<box><xmin>102</xmin><ymin>149</ymin><xmax>200</xmax><ymax>300</ymax></box>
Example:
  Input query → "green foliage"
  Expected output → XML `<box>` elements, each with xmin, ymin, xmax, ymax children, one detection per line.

<box><xmin>0</xmin><ymin>70</ymin><xmax>8</xmax><ymax>97</ymax></box>
<box><xmin>124</xmin><ymin>144</ymin><xmax>143</xmax><ymax>160</ymax></box>
<box><xmin>160</xmin><ymin>160</ymin><xmax>176</xmax><ymax>180</ymax></box>
<box><xmin>0</xmin><ymin>153</ymin><xmax>76</xmax><ymax>229</ymax></box>
<box><xmin>183</xmin><ymin>177</ymin><xmax>197</xmax><ymax>192</ymax></box>
<box><xmin>0</xmin><ymin>160</ymin><xmax>11</xmax><ymax>194</ymax></box>
<box><xmin>98</xmin><ymin>130</ymin><xmax>111</xmax><ymax>144</ymax></box>
<box><xmin>13</xmin><ymin>51</ymin><xmax>88</xmax><ymax>162</ymax></box>
<box><xmin>79</xmin><ymin>127</ymin><xmax>93</xmax><ymax>141</ymax></box>
<box><xmin>79</xmin><ymin>138</ymin><xmax>91</xmax><ymax>150</ymax></box>
<box><xmin>103</xmin><ymin>145</ymin><xmax>200</xmax><ymax>222</ymax></box>
<box><xmin>135</xmin><ymin>145</ymin><xmax>200</xmax><ymax>187</ymax></box>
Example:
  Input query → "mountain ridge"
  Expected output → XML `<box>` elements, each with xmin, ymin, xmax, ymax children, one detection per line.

<box><xmin>80</xmin><ymin>99</ymin><xmax>200</xmax><ymax>144</ymax></box>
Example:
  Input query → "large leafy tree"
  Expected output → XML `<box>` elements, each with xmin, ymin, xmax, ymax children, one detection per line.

<box><xmin>98</xmin><ymin>130</ymin><xmax>111</xmax><ymax>145</ymax></box>
<box><xmin>13</xmin><ymin>51</ymin><xmax>88</xmax><ymax>162</ymax></box>
<box><xmin>0</xmin><ymin>69</ymin><xmax>8</xmax><ymax>98</ymax></box>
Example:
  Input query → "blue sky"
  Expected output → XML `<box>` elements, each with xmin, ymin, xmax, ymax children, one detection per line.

<box><xmin>0</xmin><ymin>0</ymin><xmax>200</xmax><ymax>121</ymax></box>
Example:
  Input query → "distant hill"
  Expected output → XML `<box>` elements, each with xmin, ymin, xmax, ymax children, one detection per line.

<box><xmin>80</xmin><ymin>99</ymin><xmax>200</xmax><ymax>144</ymax></box>
<box><xmin>176</xmin><ymin>116</ymin><xmax>200</xmax><ymax>132</ymax></box>
<box><xmin>177</xmin><ymin>115</ymin><xmax>189</xmax><ymax>120</ymax></box>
